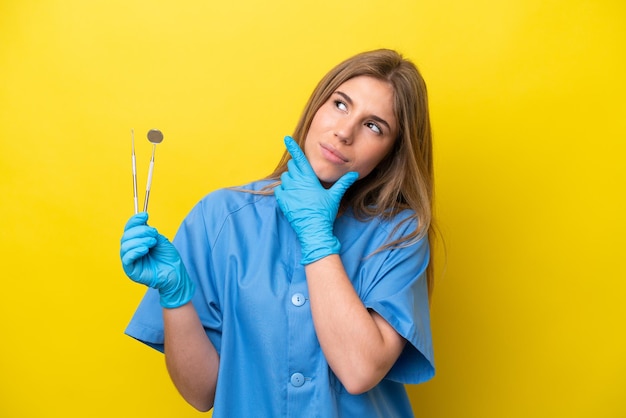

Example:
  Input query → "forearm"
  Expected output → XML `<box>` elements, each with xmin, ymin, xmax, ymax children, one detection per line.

<box><xmin>163</xmin><ymin>302</ymin><xmax>219</xmax><ymax>412</ymax></box>
<box><xmin>305</xmin><ymin>255</ymin><xmax>406</xmax><ymax>394</ymax></box>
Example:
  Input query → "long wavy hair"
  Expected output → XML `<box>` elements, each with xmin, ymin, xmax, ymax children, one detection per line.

<box><xmin>262</xmin><ymin>49</ymin><xmax>436</xmax><ymax>296</ymax></box>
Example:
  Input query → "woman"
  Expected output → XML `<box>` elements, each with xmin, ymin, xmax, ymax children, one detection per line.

<box><xmin>121</xmin><ymin>48</ymin><xmax>436</xmax><ymax>417</ymax></box>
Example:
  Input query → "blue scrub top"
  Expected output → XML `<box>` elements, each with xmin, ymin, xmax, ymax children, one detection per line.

<box><xmin>125</xmin><ymin>180</ymin><xmax>434</xmax><ymax>418</ymax></box>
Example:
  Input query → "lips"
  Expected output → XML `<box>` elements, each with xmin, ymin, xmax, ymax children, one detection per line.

<box><xmin>320</xmin><ymin>143</ymin><xmax>349</xmax><ymax>163</ymax></box>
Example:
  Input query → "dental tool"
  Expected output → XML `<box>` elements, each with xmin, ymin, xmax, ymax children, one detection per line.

<box><xmin>131</xmin><ymin>129</ymin><xmax>139</xmax><ymax>214</ymax></box>
<box><xmin>143</xmin><ymin>129</ymin><xmax>164</xmax><ymax>213</ymax></box>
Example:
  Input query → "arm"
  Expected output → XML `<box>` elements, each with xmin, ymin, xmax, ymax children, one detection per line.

<box><xmin>120</xmin><ymin>212</ymin><xmax>218</xmax><ymax>411</ymax></box>
<box><xmin>274</xmin><ymin>136</ymin><xmax>406</xmax><ymax>393</ymax></box>
<box><xmin>163</xmin><ymin>303</ymin><xmax>219</xmax><ymax>412</ymax></box>
<box><xmin>305</xmin><ymin>255</ymin><xmax>406</xmax><ymax>394</ymax></box>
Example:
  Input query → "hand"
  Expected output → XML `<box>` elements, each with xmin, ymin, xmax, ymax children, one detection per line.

<box><xmin>120</xmin><ymin>212</ymin><xmax>195</xmax><ymax>308</ymax></box>
<box><xmin>274</xmin><ymin>136</ymin><xmax>358</xmax><ymax>264</ymax></box>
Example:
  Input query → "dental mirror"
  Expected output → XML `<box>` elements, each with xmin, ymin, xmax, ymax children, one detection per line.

<box><xmin>143</xmin><ymin>129</ymin><xmax>164</xmax><ymax>212</ymax></box>
<box><xmin>147</xmin><ymin>129</ymin><xmax>164</xmax><ymax>144</ymax></box>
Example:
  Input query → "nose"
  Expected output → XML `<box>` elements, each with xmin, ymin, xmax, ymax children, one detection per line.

<box><xmin>334</xmin><ymin>117</ymin><xmax>356</xmax><ymax>144</ymax></box>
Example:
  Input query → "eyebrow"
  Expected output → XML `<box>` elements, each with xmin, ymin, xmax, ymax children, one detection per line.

<box><xmin>334</xmin><ymin>90</ymin><xmax>393</xmax><ymax>132</ymax></box>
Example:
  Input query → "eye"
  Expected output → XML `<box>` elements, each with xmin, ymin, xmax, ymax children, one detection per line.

<box><xmin>365</xmin><ymin>121</ymin><xmax>382</xmax><ymax>134</ymax></box>
<box><xmin>334</xmin><ymin>100</ymin><xmax>348</xmax><ymax>112</ymax></box>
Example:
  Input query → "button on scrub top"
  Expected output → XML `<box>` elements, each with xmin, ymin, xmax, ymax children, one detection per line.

<box><xmin>125</xmin><ymin>180</ymin><xmax>435</xmax><ymax>418</ymax></box>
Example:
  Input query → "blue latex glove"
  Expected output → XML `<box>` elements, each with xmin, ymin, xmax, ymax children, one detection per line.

<box><xmin>120</xmin><ymin>212</ymin><xmax>195</xmax><ymax>308</ymax></box>
<box><xmin>274</xmin><ymin>136</ymin><xmax>359</xmax><ymax>265</ymax></box>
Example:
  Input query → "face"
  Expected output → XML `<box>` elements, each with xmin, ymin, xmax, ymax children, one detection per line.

<box><xmin>304</xmin><ymin>75</ymin><xmax>398</xmax><ymax>187</ymax></box>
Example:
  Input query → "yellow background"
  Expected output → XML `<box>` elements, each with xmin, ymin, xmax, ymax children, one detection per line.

<box><xmin>1</xmin><ymin>0</ymin><xmax>624</xmax><ymax>417</ymax></box>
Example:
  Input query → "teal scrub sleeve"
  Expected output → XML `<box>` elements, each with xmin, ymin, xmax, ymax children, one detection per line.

<box><xmin>125</xmin><ymin>201</ymin><xmax>224</xmax><ymax>354</ymax></box>
<box><xmin>360</xmin><ymin>223</ymin><xmax>434</xmax><ymax>384</ymax></box>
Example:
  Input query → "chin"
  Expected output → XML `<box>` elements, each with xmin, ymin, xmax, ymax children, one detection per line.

<box><xmin>312</xmin><ymin>167</ymin><xmax>341</xmax><ymax>185</ymax></box>
<box><xmin>315</xmin><ymin>176</ymin><xmax>337</xmax><ymax>189</ymax></box>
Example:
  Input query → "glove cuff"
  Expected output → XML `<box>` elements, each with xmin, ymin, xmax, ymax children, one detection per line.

<box><xmin>300</xmin><ymin>235</ymin><xmax>341</xmax><ymax>265</ymax></box>
<box><xmin>158</xmin><ymin>265</ymin><xmax>196</xmax><ymax>309</ymax></box>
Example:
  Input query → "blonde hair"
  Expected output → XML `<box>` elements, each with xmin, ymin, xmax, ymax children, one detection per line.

<box><xmin>264</xmin><ymin>49</ymin><xmax>436</xmax><ymax>296</ymax></box>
